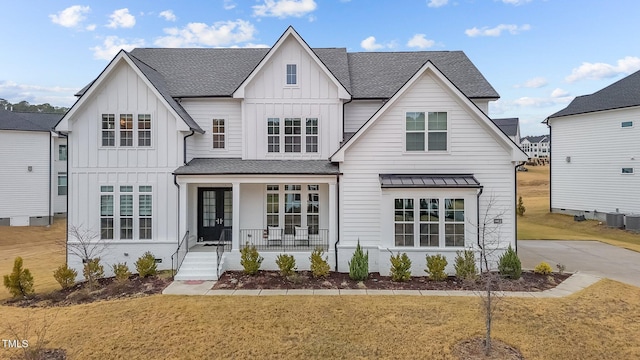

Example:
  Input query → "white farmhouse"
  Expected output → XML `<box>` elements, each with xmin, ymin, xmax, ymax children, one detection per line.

<box><xmin>520</xmin><ymin>135</ymin><xmax>549</xmax><ymax>159</ymax></box>
<box><xmin>545</xmin><ymin>69</ymin><xmax>640</xmax><ymax>220</ymax></box>
<box><xmin>0</xmin><ymin>109</ymin><xmax>66</xmax><ymax>226</ymax></box>
<box><xmin>56</xmin><ymin>27</ymin><xmax>527</xmax><ymax>279</ymax></box>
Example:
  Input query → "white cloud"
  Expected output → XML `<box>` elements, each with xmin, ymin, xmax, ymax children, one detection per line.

<box><xmin>407</xmin><ymin>34</ymin><xmax>435</xmax><ymax>49</ymax></box>
<box><xmin>49</xmin><ymin>5</ymin><xmax>91</xmax><ymax>28</ymax></box>
<box><xmin>427</xmin><ymin>0</ymin><xmax>449</xmax><ymax>8</ymax></box>
<box><xmin>86</xmin><ymin>24</ymin><xmax>97</xmax><ymax>31</ymax></box>
<box><xmin>465</xmin><ymin>24</ymin><xmax>531</xmax><ymax>37</ymax></box>
<box><xmin>515</xmin><ymin>77</ymin><xmax>548</xmax><ymax>88</ymax></box>
<box><xmin>551</xmin><ymin>88</ymin><xmax>569</xmax><ymax>98</ymax></box>
<box><xmin>360</xmin><ymin>36</ymin><xmax>385</xmax><ymax>51</ymax></box>
<box><xmin>159</xmin><ymin>10</ymin><xmax>176</xmax><ymax>22</ymax></box>
<box><xmin>501</xmin><ymin>0</ymin><xmax>532</xmax><ymax>5</ymax></box>
<box><xmin>224</xmin><ymin>0</ymin><xmax>236</xmax><ymax>10</ymax></box>
<box><xmin>91</xmin><ymin>36</ymin><xmax>144</xmax><ymax>60</ymax></box>
<box><xmin>154</xmin><ymin>20</ymin><xmax>256</xmax><ymax>47</ymax></box>
<box><xmin>565</xmin><ymin>56</ymin><xmax>640</xmax><ymax>83</ymax></box>
<box><xmin>253</xmin><ymin>0</ymin><xmax>317</xmax><ymax>18</ymax></box>
<box><xmin>0</xmin><ymin>81</ymin><xmax>78</xmax><ymax>107</ymax></box>
<box><xmin>107</xmin><ymin>8</ymin><xmax>136</xmax><ymax>29</ymax></box>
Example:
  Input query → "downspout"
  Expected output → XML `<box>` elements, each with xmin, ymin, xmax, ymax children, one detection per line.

<box><xmin>546</xmin><ymin>120</ymin><xmax>552</xmax><ymax>214</ymax></box>
<box><xmin>334</xmin><ymin>174</ymin><xmax>340</xmax><ymax>271</ymax></box>
<box><xmin>48</xmin><ymin>133</ymin><xmax>52</xmax><ymax>226</ymax></box>
<box><xmin>476</xmin><ymin>186</ymin><xmax>484</xmax><ymax>250</ymax></box>
<box><xmin>514</xmin><ymin>160</ymin><xmax>526</xmax><ymax>253</ymax></box>
<box><xmin>183</xmin><ymin>130</ymin><xmax>195</xmax><ymax>165</ymax></box>
<box><xmin>176</xmin><ymin>130</ymin><xmax>195</xmax><ymax>244</ymax></box>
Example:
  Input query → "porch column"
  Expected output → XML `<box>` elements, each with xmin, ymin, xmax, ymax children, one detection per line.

<box><xmin>328</xmin><ymin>181</ymin><xmax>337</xmax><ymax>251</ymax></box>
<box><xmin>232</xmin><ymin>181</ymin><xmax>240</xmax><ymax>250</ymax></box>
<box><xmin>179</xmin><ymin>181</ymin><xmax>188</xmax><ymax>243</ymax></box>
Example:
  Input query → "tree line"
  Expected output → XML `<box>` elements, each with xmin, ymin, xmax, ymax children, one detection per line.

<box><xmin>0</xmin><ymin>98</ymin><xmax>68</xmax><ymax>114</ymax></box>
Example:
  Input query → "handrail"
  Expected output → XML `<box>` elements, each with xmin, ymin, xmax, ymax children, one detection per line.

<box><xmin>170</xmin><ymin>230</ymin><xmax>190</xmax><ymax>279</ymax></box>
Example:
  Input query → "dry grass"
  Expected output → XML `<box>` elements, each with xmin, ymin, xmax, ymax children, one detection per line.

<box><xmin>0</xmin><ymin>280</ymin><xmax>638</xmax><ymax>359</ymax></box>
<box><xmin>0</xmin><ymin>220</ymin><xmax>66</xmax><ymax>300</ymax></box>
<box><xmin>517</xmin><ymin>166</ymin><xmax>640</xmax><ymax>252</ymax></box>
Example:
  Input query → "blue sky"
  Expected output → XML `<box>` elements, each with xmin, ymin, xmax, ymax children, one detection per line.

<box><xmin>1</xmin><ymin>0</ymin><xmax>639</xmax><ymax>136</ymax></box>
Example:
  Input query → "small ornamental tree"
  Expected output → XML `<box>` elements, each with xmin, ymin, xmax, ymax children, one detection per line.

<box><xmin>389</xmin><ymin>252</ymin><xmax>412</xmax><ymax>282</ymax></box>
<box><xmin>454</xmin><ymin>250</ymin><xmax>478</xmax><ymax>281</ymax></box>
<box><xmin>309</xmin><ymin>247</ymin><xmax>330</xmax><ymax>278</ymax></box>
<box><xmin>275</xmin><ymin>254</ymin><xmax>297</xmax><ymax>277</ymax></box>
<box><xmin>83</xmin><ymin>258</ymin><xmax>104</xmax><ymax>290</ymax></box>
<box><xmin>516</xmin><ymin>196</ymin><xmax>526</xmax><ymax>216</ymax></box>
<box><xmin>135</xmin><ymin>252</ymin><xmax>158</xmax><ymax>277</ymax></box>
<box><xmin>3</xmin><ymin>257</ymin><xmax>35</xmax><ymax>298</ymax></box>
<box><xmin>498</xmin><ymin>245</ymin><xmax>522</xmax><ymax>279</ymax></box>
<box><xmin>53</xmin><ymin>264</ymin><xmax>77</xmax><ymax>289</ymax></box>
<box><xmin>349</xmin><ymin>240</ymin><xmax>369</xmax><ymax>281</ymax></box>
<box><xmin>240</xmin><ymin>243</ymin><xmax>263</xmax><ymax>275</ymax></box>
<box><xmin>425</xmin><ymin>254</ymin><xmax>448</xmax><ymax>281</ymax></box>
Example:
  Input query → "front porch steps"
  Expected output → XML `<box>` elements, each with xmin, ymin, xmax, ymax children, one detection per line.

<box><xmin>174</xmin><ymin>251</ymin><xmax>219</xmax><ymax>281</ymax></box>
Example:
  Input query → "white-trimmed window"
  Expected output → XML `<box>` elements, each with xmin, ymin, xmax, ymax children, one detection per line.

<box><xmin>139</xmin><ymin>186</ymin><xmax>152</xmax><ymax>239</ymax></box>
<box><xmin>138</xmin><ymin>114</ymin><xmax>152</xmax><ymax>147</ymax></box>
<box><xmin>306</xmin><ymin>118</ymin><xmax>318</xmax><ymax>153</ymax></box>
<box><xmin>266</xmin><ymin>184</ymin><xmax>320</xmax><ymax>233</ymax></box>
<box><xmin>621</xmin><ymin>121</ymin><xmax>633</xmax><ymax>128</ymax></box>
<box><xmin>120</xmin><ymin>186</ymin><xmax>134</xmax><ymax>239</ymax></box>
<box><xmin>212</xmin><ymin>118</ymin><xmax>225</xmax><ymax>149</ymax></box>
<box><xmin>100</xmin><ymin>186</ymin><xmax>114</xmax><ymax>240</ymax></box>
<box><xmin>286</xmin><ymin>64</ymin><xmax>297</xmax><ymax>85</ymax></box>
<box><xmin>284</xmin><ymin>185</ymin><xmax>302</xmax><ymax>234</ymax></box>
<box><xmin>284</xmin><ymin>118</ymin><xmax>301</xmax><ymax>152</ymax></box>
<box><xmin>393</xmin><ymin>196</ymin><xmax>465</xmax><ymax>248</ymax></box>
<box><xmin>119</xmin><ymin>114</ymin><xmax>134</xmax><ymax>147</ymax></box>
<box><xmin>102</xmin><ymin>114</ymin><xmax>115</xmax><ymax>147</ymax></box>
<box><xmin>58</xmin><ymin>145</ymin><xmax>67</xmax><ymax>161</ymax></box>
<box><xmin>307</xmin><ymin>185</ymin><xmax>320</xmax><ymax>235</ymax></box>
<box><xmin>57</xmin><ymin>173</ymin><xmax>67</xmax><ymax>196</ymax></box>
<box><xmin>266</xmin><ymin>185</ymin><xmax>280</xmax><ymax>227</ymax></box>
<box><xmin>268</xmin><ymin>117</ymin><xmax>318</xmax><ymax>154</ymax></box>
<box><xmin>622</xmin><ymin>167</ymin><xmax>634</xmax><ymax>174</ymax></box>
<box><xmin>267</xmin><ymin>118</ymin><xmax>280</xmax><ymax>153</ymax></box>
<box><xmin>405</xmin><ymin>111</ymin><xmax>448</xmax><ymax>151</ymax></box>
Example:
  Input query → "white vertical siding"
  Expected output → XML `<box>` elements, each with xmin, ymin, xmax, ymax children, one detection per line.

<box><xmin>0</xmin><ymin>130</ymin><xmax>50</xmax><ymax>219</ymax></box>
<box><xmin>549</xmin><ymin>106</ymin><xmax>640</xmax><ymax>215</ymax></box>
<box><xmin>181</xmin><ymin>98</ymin><xmax>243</xmax><ymax>161</ymax></box>
<box><xmin>344</xmin><ymin>100</ymin><xmax>384</xmax><ymax>133</ymax></box>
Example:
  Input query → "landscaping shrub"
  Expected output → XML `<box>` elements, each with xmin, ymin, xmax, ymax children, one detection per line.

<box><xmin>425</xmin><ymin>254</ymin><xmax>448</xmax><ymax>281</ymax></box>
<box><xmin>516</xmin><ymin>196</ymin><xmax>526</xmax><ymax>216</ymax></box>
<box><xmin>3</xmin><ymin>257</ymin><xmax>35</xmax><ymax>298</ymax></box>
<box><xmin>53</xmin><ymin>264</ymin><xmax>77</xmax><ymax>289</ymax></box>
<box><xmin>310</xmin><ymin>247</ymin><xmax>330</xmax><ymax>278</ymax></box>
<box><xmin>83</xmin><ymin>258</ymin><xmax>104</xmax><ymax>290</ymax></box>
<box><xmin>454</xmin><ymin>250</ymin><xmax>478</xmax><ymax>281</ymax></box>
<box><xmin>556</xmin><ymin>263</ymin><xmax>566</xmax><ymax>275</ymax></box>
<box><xmin>534</xmin><ymin>261</ymin><xmax>553</xmax><ymax>275</ymax></box>
<box><xmin>349</xmin><ymin>240</ymin><xmax>369</xmax><ymax>281</ymax></box>
<box><xmin>498</xmin><ymin>245</ymin><xmax>522</xmax><ymax>279</ymax></box>
<box><xmin>112</xmin><ymin>262</ymin><xmax>132</xmax><ymax>282</ymax></box>
<box><xmin>389</xmin><ymin>252</ymin><xmax>412</xmax><ymax>282</ymax></box>
<box><xmin>135</xmin><ymin>252</ymin><xmax>158</xmax><ymax>278</ymax></box>
<box><xmin>240</xmin><ymin>243</ymin><xmax>263</xmax><ymax>275</ymax></box>
<box><xmin>275</xmin><ymin>254</ymin><xmax>297</xmax><ymax>277</ymax></box>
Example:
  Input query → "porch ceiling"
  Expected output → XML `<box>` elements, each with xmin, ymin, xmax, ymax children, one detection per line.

<box><xmin>174</xmin><ymin>158</ymin><xmax>340</xmax><ymax>175</ymax></box>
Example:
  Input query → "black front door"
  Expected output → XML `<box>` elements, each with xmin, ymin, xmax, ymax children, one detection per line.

<box><xmin>198</xmin><ymin>188</ymin><xmax>232</xmax><ymax>242</ymax></box>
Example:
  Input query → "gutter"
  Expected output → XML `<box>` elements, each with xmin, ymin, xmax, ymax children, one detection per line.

<box><xmin>183</xmin><ymin>130</ymin><xmax>195</xmax><ymax>165</ymax></box>
<box><xmin>334</xmin><ymin>174</ymin><xmax>340</xmax><ymax>271</ymax></box>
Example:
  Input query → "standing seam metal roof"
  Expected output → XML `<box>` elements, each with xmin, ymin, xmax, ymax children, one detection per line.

<box><xmin>379</xmin><ymin>174</ymin><xmax>481</xmax><ymax>188</ymax></box>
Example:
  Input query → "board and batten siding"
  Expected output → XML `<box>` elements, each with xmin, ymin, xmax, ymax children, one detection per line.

<box><xmin>182</xmin><ymin>98</ymin><xmax>242</xmax><ymax>161</ymax></box>
<box><xmin>0</xmin><ymin>130</ymin><xmax>50</xmax><ymax>221</ymax></box>
<box><xmin>549</xmin><ymin>106</ymin><xmax>640</xmax><ymax>216</ymax></box>
<box><xmin>243</xmin><ymin>36</ymin><xmax>343</xmax><ymax>159</ymax></box>
<box><xmin>338</xmin><ymin>71</ymin><xmax>516</xmax><ymax>273</ymax></box>
<box><xmin>66</xmin><ymin>61</ymin><xmax>183</xmax><ymax>274</ymax></box>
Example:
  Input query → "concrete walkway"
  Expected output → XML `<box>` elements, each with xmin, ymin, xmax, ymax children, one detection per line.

<box><xmin>162</xmin><ymin>272</ymin><xmax>600</xmax><ymax>297</ymax></box>
<box><xmin>519</xmin><ymin>240</ymin><xmax>640</xmax><ymax>287</ymax></box>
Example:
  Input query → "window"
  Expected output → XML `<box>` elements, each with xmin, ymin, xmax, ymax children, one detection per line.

<box><xmin>57</xmin><ymin>173</ymin><xmax>67</xmax><ymax>196</ymax></box>
<box><xmin>406</xmin><ymin>112</ymin><xmax>447</xmax><ymax>151</ymax></box>
<box><xmin>58</xmin><ymin>145</ymin><xmax>67</xmax><ymax>161</ymax></box>
<box><xmin>212</xmin><ymin>119</ymin><xmax>225</xmax><ymax>149</ymax></box>
<box><xmin>405</xmin><ymin>112</ymin><xmax>425</xmax><ymax>151</ymax></box>
<box><xmin>428</xmin><ymin>112</ymin><xmax>447</xmax><ymax>151</ymax></box>
<box><xmin>267</xmin><ymin>118</ymin><xmax>280</xmax><ymax>153</ymax></box>
<box><xmin>102</xmin><ymin>114</ymin><xmax>115</xmax><ymax>146</ymax></box>
<box><xmin>120</xmin><ymin>186</ymin><xmax>133</xmax><ymax>240</ymax></box>
<box><xmin>266</xmin><ymin>184</ymin><xmax>320</xmax><ymax>233</ymax></box>
<box><xmin>266</xmin><ymin>185</ymin><xmax>279</xmax><ymax>228</ymax></box>
<box><xmin>622</xmin><ymin>121</ymin><xmax>633</xmax><ymax>128</ymax></box>
<box><xmin>622</xmin><ymin>168</ymin><xmax>634</xmax><ymax>174</ymax></box>
<box><xmin>286</xmin><ymin>64</ymin><xmax>297</xmax><ymax>85</ymax></box>
<box><xmin>444</xmin><ymin>199</ymin><xmax>465</xmax><ymax>247</ymax></box>
<box><xmin>284</xmin><ymin>118</ymin><xmax>301</xmax><ymax>152</ymax></box>
<box><xmin>393</xmin><ymin>196</ymin><xmax>465</xmax><ymax>248</ymax></box>
<box><xmin>119</xmin><ymin>114</ymin><xmax>133</xmax><ymax>147</ymax></box>
<box><xmin>138</xmin><ymin>114</ymin><xmax>151</xmax><ymax>147</ymax></box>
<box><xmin>306</xmin><ymin>118</ymin><xmax>318</xmax><ymax>153</ymax></box>
<box><xmin>139</xmin><ymin>186</ymin><xmax>152</xmax><ymax>239</ymax></box>
<box><xmin>307</xmin><ymin>185</ymin><xmax>319</xmax><ymax>235</ymax></box>
<box><xmin>284</xmin><ymin>185</ymin><xmax>302</xmax><ymax>234</ymax></box>
<box><xmin>100</xmin><ymin>186</ymin><xmax>114</xmax><ymax>239</ymax></box>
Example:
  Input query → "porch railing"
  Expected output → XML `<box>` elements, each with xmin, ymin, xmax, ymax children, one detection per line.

<box><xmin>217</xmin><ymin>228</ymin><xmax>232</xmax><ymax>277</ymax></box>
<box><xmin>239</xmin><ymin>229</ymin><xmax>329</xmax><ymax>252</ymax></box>
<box><xmin>170</xmin><ymin>230</ymin><xmax>189</xmax><ymax>279</ymax></box>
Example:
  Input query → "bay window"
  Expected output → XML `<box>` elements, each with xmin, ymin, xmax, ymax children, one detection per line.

<box><xmin>393</xmin><ymin>196</ymin><xmax>466</xmax><ymax>247</ymax></box>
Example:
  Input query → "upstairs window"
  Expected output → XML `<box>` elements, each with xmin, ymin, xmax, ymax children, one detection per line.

<box><xmin>406</xmin><ymin>112</ymin><xmax>425</xmax><ymax>151</ymax></box>
<box><xmin>101</xmin><ymin>113</ymin><xmax>151</xmax><ymax>148</ymax></box>
<box><xmin>405</xmin><ymin>112</ymin><xmax>448</xmax><ymax>152</ymax></box>
<box><xmin>138</xmin><ymin>114</ymin><xmax>151</xmax><ymax>147</ymax></box>
<box><xmin>58</xmin><ymin>144</ymin><xmax>67</xmax><ymax>161</ymax></box>
<box><xmin>212</xmin><ymin>118</ymin><xmax>225</xmax><ymax>149</ymax></box>
<box><xmin>286</xmin><ymin>64</ymin><xmax>297</xmax><ymax>85</ymax></box>
<box><xmin>119</xmin><ymin>114</ymin><xmax>134</xmax><ymax>147</ymax></box>
<box><xmin>268</xmin><ymin>117</ymin><xmax>319</xmax><ymax>154</ymax></box>
<box><xmin>428</xmin><ymin>112</ymin><xmax>447</xmax><ymax>151</ymax></box>
<box><xmin>267</xmin><ymin>118</ymin><xmax>280</xmax><ymax>153</ymax></box>
<box><xmin>306</xmin><ymin>118</ymin><xmax>318</xmax><ymax>153</ymax></box>
<box><xmin>284</xmin><ymin>118</ymin><xmax>301</xmax><ymax>152</ymax></box>
<box><xmin>102</xmin><ymin>114</ymin><xmax>115</xmax><ymax>147</ymax></box>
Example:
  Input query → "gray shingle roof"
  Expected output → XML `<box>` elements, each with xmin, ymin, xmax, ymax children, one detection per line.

<box><xmin>379</xmin><ymin>174</ymin><xmax>481</xmax><ymax>188</ymax></box>
<box><xmin>492</xmin><ymin>118</ymin><xmax>519</xmax><ymax>137</ymax></box>
<box><xmin>549</xmin><ymin>69</ymin><xmax>640</xmax><ymax>118</ymax></box>
<box><xmin>174</xmin><ymin>158</ymin><xmax>340</xmax><ymax>175</ymax></box>
<box><xmin>0</xmin><ymin>109</ymin><xmax>62</xmax><ymax>132</ymax></box>
<box><xmin>521</xmin><ymin>135</ymin><xmax>548</xmax><ymax>143</ymax></box>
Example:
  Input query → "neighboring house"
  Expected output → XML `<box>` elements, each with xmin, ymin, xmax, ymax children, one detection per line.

<box><xmin>0</xmin><ymin>109</ymin><xmax>66</xmax><ymax>226</ymax></box>
<box><xmin>493</xmin><ymin>118</ymin><xmax>521</xmax><ymax>145</ymax></box>
<box><xmin>545</xmin><ymin>69</ymin><xmax>640</xmax><ymax>220</ymax></box>
<box><xmin>520</xmin><ymin>135</ymin><xmax>549</xmax><ymax>158</ymax></box>
<box><xmin>56</xmin><ymin>27</ymin><xmax>527</xmax><ymax>279</ymax></box>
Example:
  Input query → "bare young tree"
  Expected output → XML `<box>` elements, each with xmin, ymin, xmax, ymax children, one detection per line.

<box><xmin>64</xmin><ymin>225</ymin><xmax>110</xmax><ymax>264</ymax></box>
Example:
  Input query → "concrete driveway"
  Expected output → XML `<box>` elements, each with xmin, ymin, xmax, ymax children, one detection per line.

<box><xmin>518</xmin><ymin>240</ymin><xmax>640</xmax><ymax>288</ymax></box>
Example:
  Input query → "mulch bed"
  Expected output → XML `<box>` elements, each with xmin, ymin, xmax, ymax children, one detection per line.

<box><xmin>2</xmin><ymin>274</ymin><xmax>173</xmax><ymax>308</ymax></box>
<box><xmin>213</xmin><ymin>270</ymin><xmax>570</xmax><ymax>291</ymax></box>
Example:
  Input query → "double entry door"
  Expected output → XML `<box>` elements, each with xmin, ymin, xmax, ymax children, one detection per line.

<box><xmin>197</xmin><ymin>188</ymin><xmax>232</xmax><ymax>242</ymax></box>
